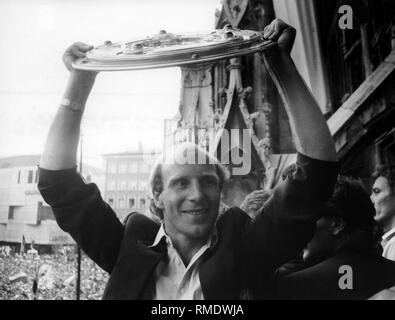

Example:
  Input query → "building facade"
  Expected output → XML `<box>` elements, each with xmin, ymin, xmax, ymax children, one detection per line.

<box><xmin>0</xmin><ymin>155</ymin><xmax>103</xmax><ymax>248</ymax></box>
<box><xmin>213</xmin><ymin>0</ymin><xmax>394</xmax><ymax>196</ymax></box>
<box><xmin>103</xmin><ymin>149</ymin><xmax>160</xmax><ymax>221</ymax></box>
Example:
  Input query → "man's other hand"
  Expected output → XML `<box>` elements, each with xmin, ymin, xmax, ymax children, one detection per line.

<box><xmin>263</xmin><ymin>19</ymin><xmax>296</xmax><ymax>54</ymax></box>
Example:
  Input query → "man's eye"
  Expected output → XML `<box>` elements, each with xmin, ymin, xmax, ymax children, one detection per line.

<box><xmin>373</xmin><ymin>188</ymin><xmax>380</xmax><ymax>194</ymax></box>
<box><xmin>203</xmin><ymin>177</ymin><xmax>219</xmax><ymax>186</ymax></box>
<box><xmin>174</xmin><ymin>179</ymin><xmax>188</xmax><ymax>187</ymax></box>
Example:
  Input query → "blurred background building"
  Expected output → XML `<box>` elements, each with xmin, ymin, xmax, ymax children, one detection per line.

<box><xmin>103</xmin><ymin>145</ymin><xmax>160</xmax><ymax>221</ymax></box>
<box><xmin>0</xmin><ymin>155</ymin><xmax>104</xmax><ymax>251</ymax></box>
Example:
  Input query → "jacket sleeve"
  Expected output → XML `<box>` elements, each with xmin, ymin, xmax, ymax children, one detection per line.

<box><xmin>244</xmin><ymin>153</ymin><xmax>339</xmax><ymax>294</ymax></box>
<box><xmin>38</xmin><ymin>167</ymin><xmax>124</xmax><ymax>273</ymax></box>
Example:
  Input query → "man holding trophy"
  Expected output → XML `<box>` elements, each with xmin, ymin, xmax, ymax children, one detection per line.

<box><xmin>38</xmin><ymin>19</ymin><xmax>338</xmax><ymax>299</ymax></box>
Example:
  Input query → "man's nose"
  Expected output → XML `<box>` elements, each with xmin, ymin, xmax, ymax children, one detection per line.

<box><xmin>187</xmin><ymin>180</ymin><xmax>204</xmax><ymax>201</ymax></box>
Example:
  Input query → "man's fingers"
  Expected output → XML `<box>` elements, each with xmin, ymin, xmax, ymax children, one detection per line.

<box><xmin>264</xmin><ymin>26</ymin><xmax>274</xmax><ymax>39</ymax></box>
<box><xmin>263</xmin><ymin>19</ymin><xmax>296</xmax><ymax>54</ymax></box>
<box><xmin>71</xmin><ymin>42</ymin><xmax>93</xmax><ymax>58</ymax></box>
<box><xmin>74</xmin><ymin>42</ymin><xmax>94</xmax><ymax>53</ymax></box>
<box><xmin>263</xmin><ymin>25</ymin><xmax>270</xmax><ymax>38</ymax></box>
<box><xmin>62</xmin><ymin>42</ymin><xmax>93</xmax><ymax>72</ymax></box>
<box><xmin>266</xmin><ymin>29</ymin><xmax>275</xmax><ymax>40</ymax></box>
<box><xmin>71</xmin><ymin>46</ymin><xmax>87</xmax><ymax>59</ymax></box>
<box><xmin>269</xmin><ymin>21</ymin><xmax>281</xmax><ymax>40</ymax></box>
<box><xmin>66</xmin><ymin>42</ymin><xmax>93</xmax><ymax>57</ymax></box>
<box><xmin>264</xmin><ymin>19</ymin><xmax>282</xmax><ymax>40</ymax></box>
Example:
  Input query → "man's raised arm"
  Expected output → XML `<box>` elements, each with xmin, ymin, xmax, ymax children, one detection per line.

<box><xmin>262</xmin><ymin>19</ymin><xmax>337</xmax><ymax>162</ymax></box>
<box><xmin>38</xmin><ymin>43</ymin><xmax>123</xmax><ymax>273</ymax></box>
<box><xmin>40</xmin><ymin>42</ymin><xmax>96</xmax><ymax>170</ymax></box>
<box><xmin>244</xmin><ymin>21</ymin><xmax>339</xmax><ymax>298</ymax></box>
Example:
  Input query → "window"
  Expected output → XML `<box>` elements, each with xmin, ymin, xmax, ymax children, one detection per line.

<box><xmin>35</xmin><ymin>170</ymin><xmax>38</xmax><ymax>183</ymax></box>
<box><xmin>128</xmin><ymin>198</ymin><xmax>135</xmax><ymax>208</ymax></box>
<box><xmin>37</xmin><ymin>201</ymin><xmax>55</xmax><ymax>222</ymax></box>
<box><xmin>119</xmin><ymin>180</ymin><xmax>127</xmax><ymax>191</ymax></box>
<box><xmin>109</xmin><ymin>163</ymin><xmax>117</xmax><ymax>174</ymax></box>
<box><xmin>8</xmin><ymin>206</ymin><xmax>15</xmax><ymax>220</ymax></box>
<box><xmin>119</xmin><ymin>163</ymin><xmax>127</xmax><ymax>173</ymax></box>
<box><xmin>118</xmin><ymin>197</ymin><xmax>125</xmax><ymax>209</ymax></box>
<box><xmin>28</xmin><ymin>170</ymin><xmax>33</xmax><ymax>184</ymax></box>
<box><xmin>139</xmin><ymin>181</ymin><xmax>148</xmax><ymax>191</ymax></box>
<box><xmin>107</xmin><ymin>180</ymin><xmax>116</xmax><ymax>191</ymax></box>
<box><xmin>129</xmin><ymin>163</ymin><xmax>138</xmax><ymax>173</ymax></box>
<box><xmin>140</xmin><ymin>198</ymin><xmax>146</xmax><ymax>208</ymax></box>
<box><xmin>17</xmin><ymin>170</ymin><xmax>21</xmax><ymax>184</ymax></box>
<box><xmin>128</xmin><ymin>181</ymin><xmax>137</xmax><ymax>190</ymax></box>
<box><xmin>108</xmin><ymin>198</ymin><xmax>114</xmax><ymax>207</ymax></box>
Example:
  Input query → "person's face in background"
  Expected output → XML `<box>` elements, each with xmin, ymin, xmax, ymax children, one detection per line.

<box><xmin>371</xmin><ymin>176</ymin><xmax>395</xmax><ymax>230</ymax></box>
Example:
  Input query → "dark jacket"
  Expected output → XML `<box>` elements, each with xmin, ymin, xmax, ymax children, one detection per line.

<box><xmin>38</xmin><ymin>153</ymin><xmax>338</xmax><ymax>299</ymax></box>
<box><xmin>277</xmin><ymin>249</ymin><xmax>395</xmax><ymax>299</ymax></box>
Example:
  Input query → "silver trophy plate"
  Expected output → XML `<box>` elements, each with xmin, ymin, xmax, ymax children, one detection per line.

<box><xmin>72</xmin><ymin>27</ymin><xmax>275</xmax><ymax>71</ymax></box>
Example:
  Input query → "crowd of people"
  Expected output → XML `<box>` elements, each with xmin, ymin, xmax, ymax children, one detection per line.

<box><xmin>0</xmin><ymin>248</ymin><xmax>108</xmax><ymax>300</ymax></box>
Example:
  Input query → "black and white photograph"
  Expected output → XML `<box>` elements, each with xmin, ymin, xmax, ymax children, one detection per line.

<box><xmin>0</xmin><ymin>0</ymin><xmax>394</xmax><ymax>305</ymax></box>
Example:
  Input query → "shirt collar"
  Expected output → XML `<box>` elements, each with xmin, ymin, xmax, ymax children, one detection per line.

<box><xmin>382</xmin><ymin>227</ymin><xmax>395</xmax><ymax>241</ymax></box>
<box><xmin>150</xmin><ymin>223</ymin><xmax>218</xmax><ymax>249</ymax></box>
<box><xmin>150</xmin><ymin>224</ymin><xmax>170</xmax><ymax>248</ymax></box>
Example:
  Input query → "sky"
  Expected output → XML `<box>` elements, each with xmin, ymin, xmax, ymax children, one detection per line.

<box><xmin>0</xmin><ymin>0</ymin><xmax>221</xmax><ymax>168</ymax></box>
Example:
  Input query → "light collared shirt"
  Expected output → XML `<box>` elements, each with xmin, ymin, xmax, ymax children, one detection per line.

<box><xmin>150</xmin><ymin>224</ymin><xmax>217</xmax><ymax>300</ymax></box>
<box><xmin>381</xmin><ymin>227</ymin><xmax>395</xmax><ymax>261</ymax></box>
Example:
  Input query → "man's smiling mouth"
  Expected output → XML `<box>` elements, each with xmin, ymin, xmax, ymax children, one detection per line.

<box><xmin>181</xmin><ymin>209</ymin><xmax>207</xmax><ymax>216</ymax></box>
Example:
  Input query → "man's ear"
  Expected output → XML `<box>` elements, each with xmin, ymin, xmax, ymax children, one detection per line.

<box><xmin>331</xmin><ymin>217</ymin><xmax>346</xmax><ymax>236</ymax></box>
<box><xmin>154</xmin><ymin>192</ymin><xmax>164</xmax><ymax>209</ymax></box>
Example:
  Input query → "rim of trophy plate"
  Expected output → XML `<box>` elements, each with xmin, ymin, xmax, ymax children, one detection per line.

<box><xmin>72</xmin><ymin>29</ymin><xmax>276</xmax><ymax>72</ymax></box>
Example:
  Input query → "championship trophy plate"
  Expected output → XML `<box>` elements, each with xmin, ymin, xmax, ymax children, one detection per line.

<box><xmin>72</xmin><ymin>27</ymin><xmax>275</xmax><ymax>71</ymax></box>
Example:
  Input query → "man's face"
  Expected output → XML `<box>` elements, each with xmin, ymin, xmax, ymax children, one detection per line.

<box><xmin>371</xmin><ymin>176</ymin><xmax>395</xmax><ymax>227</ymax></box>
<box><xmin>303</xmin><ymin>217</ymin><xmax>336</xmax><ymax>264</ymax></box>
<box><xmin>159</xmin><ymin>164</ymin><xmax>221</xmax><ymax>243</ymax></box>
